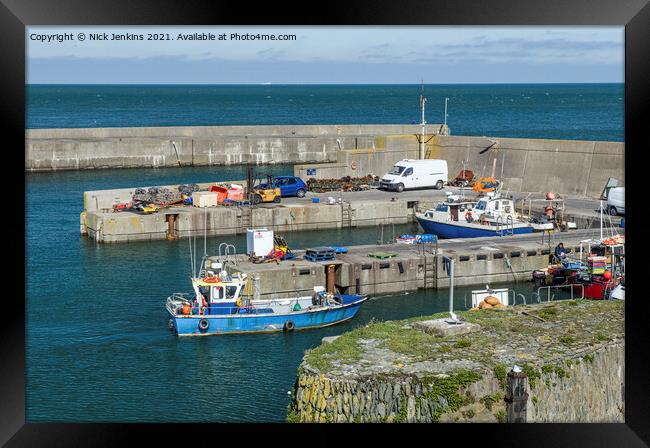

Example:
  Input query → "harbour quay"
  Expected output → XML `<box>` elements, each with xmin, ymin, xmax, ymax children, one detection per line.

<box><xmin>80</xmin><ymin>181</ymin><xmax>619</xmax><ymax>244</ymax></box>
<box><xmin>211</xmin><ymin>228</ymin><xmax>618</xmax><ymax>298</ymax></box>
<box><xmin>80</xmin><ymin>185</ymin><xmax>424</xmax><ymax>243</ymax></box>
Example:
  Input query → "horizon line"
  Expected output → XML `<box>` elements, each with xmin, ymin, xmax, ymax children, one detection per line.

<box><xmin>26</xmin><ymin>81</ymin><xmax>624</xmax><ymax>86</ymax></box>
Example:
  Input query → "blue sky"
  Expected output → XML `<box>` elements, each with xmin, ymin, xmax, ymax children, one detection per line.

<box><xmin>26</xmin><ymin>26</ymin><xmax>624</xmax><ymax>84</ymax></box>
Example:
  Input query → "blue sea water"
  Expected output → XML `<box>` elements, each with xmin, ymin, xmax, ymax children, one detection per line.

<box><xmin>26</xmin><ymin>84</ymin><xmax>624</xmax><ymax>141</ymax></box>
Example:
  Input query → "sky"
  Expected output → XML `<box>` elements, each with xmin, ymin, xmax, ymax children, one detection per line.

<box><xmin>26</xmin><ymin>26</ymin><xmax>624</xmax><ymax>84</ymax></box>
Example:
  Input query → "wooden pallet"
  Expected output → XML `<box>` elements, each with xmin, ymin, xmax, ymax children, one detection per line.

<box><xmin>367</xmin><ymin>252</ymin><xmax>398</xmax><ymax>259</ymax></box>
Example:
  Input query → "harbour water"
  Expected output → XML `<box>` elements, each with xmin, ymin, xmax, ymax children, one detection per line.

<box><xmin>27</xmin><ymin>84</ymin><xmax>624</xmax><ymax>141</ymax></box>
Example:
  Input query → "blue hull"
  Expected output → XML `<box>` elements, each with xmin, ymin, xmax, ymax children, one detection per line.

<box><xmin>170</xmin><ymin>298</ymin><xmax>366</xmax><ymax>336</ymax></box>
<box><xmin>416</xmin><ymin>217</ymin><xmax>533</xmax><ymax>239</ymax></box>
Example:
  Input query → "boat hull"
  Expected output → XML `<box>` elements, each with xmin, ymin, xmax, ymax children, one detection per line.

<box><xmin>416</xmin><ymin>216</ymin><xmax>533</xmax><ymax>239</ymax></box>
<box><xmin>169</xmin><ymin>298</ymin><xmax>366</xmax><ymax>336</ymax></box>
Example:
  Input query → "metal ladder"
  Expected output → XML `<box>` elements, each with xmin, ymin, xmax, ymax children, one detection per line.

<box><xmin>341</xmin><ymin>201</ymin><xmax>353</xmax><ymax>228</ymax></box>
<box><xmin>505</xmin><ymin>215</ymin><xmax>514</xmax><ymax>235</ymax></box>
<box><xmin>496</xmin><ymin>216</ymin><xmax>514</xmax><ymax>236</ymax></box>
<box><xmin>423</xmin><ymin>254</ymin><xmax>437</xmax><ymax>290</ymax></box>
<box><xmin>239</xmin><ymin>206</ymin><xmax>252</xmax><ymax>230</ymax></box>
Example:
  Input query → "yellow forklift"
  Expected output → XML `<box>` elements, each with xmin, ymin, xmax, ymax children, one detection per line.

<box><xmin>250</xmin><ymin>174</ymin><xmax>281</xmax><ymax>205</ymax></box>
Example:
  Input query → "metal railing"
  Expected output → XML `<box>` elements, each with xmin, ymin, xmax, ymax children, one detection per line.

<box><xmin>536</xmin><ymin>284</ymin><xmax>584</xmax><ymax>302</ymax></box>
<box><xmin>462</xmin><ymin>286</ymin><xmax>583</xmax><ymax>309</ymax></box>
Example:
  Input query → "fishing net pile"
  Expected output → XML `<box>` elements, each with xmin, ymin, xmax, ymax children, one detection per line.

<box><xmin>132</xmin><ymin>186</ymin><xmax>182</xmax><ymax>205</ymax></box>
<box><xmin>307</xmin><ymin>175</ymin><xmax>379</xmax><ymax>193</ymax></box>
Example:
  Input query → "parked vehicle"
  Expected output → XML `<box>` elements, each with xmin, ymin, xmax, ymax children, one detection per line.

<box><xmin>257</xmin><ymin>176</ymin><xmax>308</xmax><ymax>198</ymax></box>
<box><xmin>380</xmin><ymin>159</ymin><xmax>448</xmax><ymax>192</ymax></box>
<box><xmin>607</xmin><ymin>186</ymin><xmax>625</xmax><ymax>216</ymax></box>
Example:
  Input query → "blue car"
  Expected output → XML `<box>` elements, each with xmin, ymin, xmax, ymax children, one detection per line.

<box><xmin>258</xmin><ymin>176</ymin><xmax>308</xmax><ymax>198</ymax></box>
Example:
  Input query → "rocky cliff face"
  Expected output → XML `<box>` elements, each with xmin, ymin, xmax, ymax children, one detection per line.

<box><xmin>287</xmin><ymin>300</ymin><xmax>624</xmax><ymax>423</ymax></box>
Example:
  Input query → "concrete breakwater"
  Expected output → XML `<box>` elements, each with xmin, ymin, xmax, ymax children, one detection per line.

<box><xmin>296</xmin><ymin>134</ymin><xmax>624</xmax><ymax>198</ymax></box>
<box><xmin>287</xmin><ymin>300</ymin><xmax>624</xmax><ymax>423</ymax></box>
<box><xmin>26</xmin><ymin>124</ymin><xmax>446</xmax><ymax>171</ymax></box>
<box><xmin>27</xmin><ymin>124</ymin><xmax>622</xmax><ymax>198</ymax></box>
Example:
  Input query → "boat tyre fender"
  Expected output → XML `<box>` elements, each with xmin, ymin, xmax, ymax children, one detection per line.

<box><xmin>283</xmin><ymin>320</ymin><xmax>295</xmax><ymax>332</ymax></box>
<box><xmin>198</xmin><ymin>318</ymin><xmax>210</xmax><ymax>332</ymax></box>
<box><xmin>168</xmin><ymin>318</ymin><xmax>175</xmax><ymax>331</ymax></box>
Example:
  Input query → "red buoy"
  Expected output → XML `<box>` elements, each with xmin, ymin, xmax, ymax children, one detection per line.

<box><xmin>603</xmin><ymin>270</ymin><xmax>612</xmax><ymax>280</ymax></box>
<box><xmin>546</xmin><ymin>191</ymin><xmax>556</xmax><ymax>200</ymax></box>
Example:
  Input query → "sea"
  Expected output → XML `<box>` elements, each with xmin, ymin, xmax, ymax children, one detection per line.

<box><xmin>25</xmin><ymin>84</ymin><xmax>624</xmax><ymax>422</ymax></box>
<box><xmin>27</xmin><ymin>83</ymin><xmax>624</xmax><ymax>141</ymax></box>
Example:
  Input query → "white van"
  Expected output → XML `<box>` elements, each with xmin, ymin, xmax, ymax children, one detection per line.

<box><xmin>607</xmin><ymin>187</ymin><xmax>625</xmax><ymax>216</ymax></box>
<box><xmin>380</xmin><ymin>159</ymin><xmax>448</xmax><ymax>192</ymax></box>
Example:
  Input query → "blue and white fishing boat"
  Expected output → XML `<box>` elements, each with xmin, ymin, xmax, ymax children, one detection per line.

<box><xmin>165</xmin><ymin>258</ymin><xmax>367</xmax><ymax>337</ymax></box>
<box><xmin>415</xmin><ymin>192</ymin><xmax>533</xmax><ymax>238</ymax></box>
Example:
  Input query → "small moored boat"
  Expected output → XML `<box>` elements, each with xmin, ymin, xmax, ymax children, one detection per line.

<box><xmin>166</xmin><ymin>259</ymin><xmax>367</xmax><ymax>336</ymax></box>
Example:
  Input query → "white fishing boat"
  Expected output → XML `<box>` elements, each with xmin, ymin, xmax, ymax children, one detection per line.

<box><xmin>416</xmin><ymin>191</ymin><xmax>533</xmax><ymax>238</ymax></box>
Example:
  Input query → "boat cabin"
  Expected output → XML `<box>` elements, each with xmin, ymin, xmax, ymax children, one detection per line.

<box><xmin>191</xmin><ymin>272</ymin><xmax>249</xmax><ymax>315</ymax></box>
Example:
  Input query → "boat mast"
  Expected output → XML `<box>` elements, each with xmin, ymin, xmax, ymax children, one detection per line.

<box><xmin>600</xmin><ymin>200</ymin><xmax>603</xmax><ymax>240</ymax></box>
<box><xmin>444</xmin><ymin>97</ymin><xmax>449</xmax><ymax>131</ymax></box>
<box><xmin>420</xmin><ymin>80</ymin><xmax>427</xmax><ymax>160</ymax></box>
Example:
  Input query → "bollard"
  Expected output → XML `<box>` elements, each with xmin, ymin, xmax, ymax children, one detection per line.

<box><xmin>505</xmin><ymin>367</ymin><xmax>528</xmax><ymax>423</ymax></box>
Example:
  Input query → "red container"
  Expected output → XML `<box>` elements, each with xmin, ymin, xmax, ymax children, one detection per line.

<box><xmin>208</xmin><ymin>186</ymin><xmax>228</xmax><ymax>204</ymax></box>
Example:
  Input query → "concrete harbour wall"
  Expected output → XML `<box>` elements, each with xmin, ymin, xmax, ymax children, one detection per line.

<box><xmin>29</xmin><ymin>124</ymin><xmax>622</xmax><ymax>198</ymax></box>
<box><xmin>295</xmin><ymin>134</ymin><xmax>624</xmax><ymax>199</ymax></box>
<box><xmin>289</xmin><ymin>342</ymin><xmax>624</xmax><ymax>423</ymax></box>
<box><xmin>26</xmin><ymin>124</ymin><xmax>445</xmax><ymax>171</ymax></box>
<box><xmin>288</xmin><ymin>301</ymin><xmax>624</xmax><ymax>423</ymax></box>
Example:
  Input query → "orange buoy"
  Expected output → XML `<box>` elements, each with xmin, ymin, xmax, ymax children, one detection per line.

<box><xmin>181</xmin><ymin>303</ymin><xmax>191</xmax><ymax>315</ymax></box>
<box><xmin>203</xmin><ymin>276</ymin><xmax>220</xmax><ymax>283</ymax></box>
<box><xmin>603</xmin><ymin>270</ymin><xmax>612</xmax><ymax>280</ymax></box>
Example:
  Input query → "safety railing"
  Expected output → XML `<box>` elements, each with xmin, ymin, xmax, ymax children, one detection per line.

<box><xmin>217</xmin><ymin>243</ymin><xmax>237</xmax><ymax>265</ymax></box>
<box><xmin>537</xmin><ymin>284</ymin><xmax>584</xmax><ymax>302</ymax></box>
<box><xmin>463</xmin><ymin>291</ymin><xmax>527</xmax><ymax>309</ymax></box>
